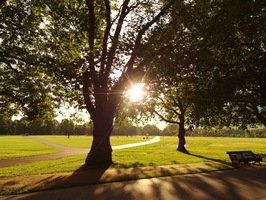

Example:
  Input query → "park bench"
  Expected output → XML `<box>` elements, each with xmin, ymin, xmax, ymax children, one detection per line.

<box><xmin>226</xmin><ymin>151</ymin><xmax>262</xmax><ymax>166</ymax></box>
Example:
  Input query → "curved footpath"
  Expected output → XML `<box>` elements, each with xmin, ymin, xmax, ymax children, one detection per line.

<box><xmin>0</xmin><ymin>136</ymin><xmax>161</xmax><ymax>168</ymax></box>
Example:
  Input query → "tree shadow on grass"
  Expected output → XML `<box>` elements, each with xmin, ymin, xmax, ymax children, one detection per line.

<box><xmin>49</xmin><ymin>164</ymin><xmax>111</xmax><ymax>190</ymax></box>
<box><xmin>0</xmin><ymin>164</ymin><xmax>111</xmax><ymax>195</ymax></box>
<box><xmin>182</xmin><ymin>150</ymin><xmax>229</xmax><ymax>164</ymax></box>
<box><xmin>112</xmin><ymin>161</ymin><xmax>156</xmax><ymax>168</ymax></box>
<box><xmin>14</xmin><ymin>163</ymin><xmax>266</xmax><ymax>200</ymax></box>
<box><xmin>259</xmin><ymin>153</ymin><xmax>266</xmax><ymax>159</ymax></box>
<box><xmin>184</xmin><ymin>151</ymin><xmax>266</xmax><ymax>166</ymax></box>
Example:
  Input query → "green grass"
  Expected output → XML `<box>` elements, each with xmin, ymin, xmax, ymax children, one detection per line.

<box><xmin>112</xmin><ymin>137</ymin><xmax>266</xmax><ymax>167</ymax></box>
<box><xmin>28</xmin><ymin>135</ymin><xmax>150</xmax><ymax>148</ymax></box>
<box><xmin>29</xmin><ymin>135</ymin><xmax>93</xmax><ymax>148</ymax></box>
<box><xmin>0</xmin><ymin>154</ymin><xmax>87</xmax><ymax>177</ymax></box>
<box><xmin>1</xmin><ymin>136</ymin><xmax>265</xmax><ymax>178</ymax></box>
<box><xmin>187</xmin><ymin>137</ymin><xmax>266</xmax><ymax>160</ymax></box>
<box><xmin>0</xmin><ymin>136</ymin><xmax>60</xmax><ymax>160</ymax></box>
<box><xmin>0</xmin><ymin>135</ymin><xmax>152</xmax><ymax>160</ymax></box>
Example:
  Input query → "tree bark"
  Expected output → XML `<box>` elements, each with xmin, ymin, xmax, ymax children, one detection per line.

<box><xmin>177</xmin><ymin>114</ymin><xmax>187</xmax><ymax>152</ymax></box>
<box><xmin>256</xmin><ymin>113</ymin><xmax>266</xmax><ymax>127</ymax></box>
<box><xmin>85</xmin><ymin>111</ymin><xmax>114</xmax><ymax>168</ymax></box>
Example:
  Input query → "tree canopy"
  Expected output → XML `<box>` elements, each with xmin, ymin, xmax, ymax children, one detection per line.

<box><xmin>1</xmin><ymin>0</ymin><xmax>177</xmax><ymax>167</ymax></box>
<box><xmin>184</xmin><ymin>0</ymin><xmax>266</xmax><ymax>129</ymax></box>
<box><xmin>142</xmin><ymin>0</ymin><xmax>266</xmax><ymax>130</ymax></box>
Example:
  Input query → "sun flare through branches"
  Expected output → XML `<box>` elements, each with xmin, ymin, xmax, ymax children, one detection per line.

<box><xmin>127</xmin><ymin>83</ymin><xmax>145</xmax><ymax>102</ymax></box>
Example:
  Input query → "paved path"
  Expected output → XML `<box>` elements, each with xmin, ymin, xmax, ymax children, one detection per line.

<box><xmin>0</xmin><ymin>136</ymin><xmax>161</xmax><ymax>168</ymax></box>
<box><xmin>113</xmin><ymin>136</ymin><xmax>160</xmax><ymax>149</ymax></box>
<box><xmin>1</xmin><ymin>166</ymin><xmax>266</xmax><ymax>200</ymax></box>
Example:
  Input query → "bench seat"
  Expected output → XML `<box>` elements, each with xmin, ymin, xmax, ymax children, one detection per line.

<box><xmin>226</xmin><ymin>151</ymin><xmax>262</xmax><ymax>166</ymax></box>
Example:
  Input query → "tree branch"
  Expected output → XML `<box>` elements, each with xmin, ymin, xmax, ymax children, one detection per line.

<box><xmin>99</xmin><ymin>0</ymin><xmax>111</xmax><ymax>82</ymax></box>
<box><xmin>154</xmin><ymin>110</ymin><xmax>180</xmax><ymax>125</ymax></box>
<box><xmin>0</xmin><ymin>58</ymin><xmax>20</xmax><ymax>74</ymax></box>
<box><xmin>83</xmin><ymin>71</ymin><xmax>96</xmax><ymax>119</ymax></box>
<box><xmin>103</xmin><ymin>0</ymin><xmax>131</xmax><ymax>87</ymax></box>
<box><xmin>158</xmin><ymin>95</ymin><xmax>181</xmax><ymax>117</ymax></box>
<box><xmin>125</xmin><ymin>0</ymin><xmax>176</xmax><ymax>73</ymax></box>
<box><xmin>238</xmin><ymin>101</ymin><xmax>266</xmax><ymax>127</ymax></box>
<box><xmin>85</xmin><ymin>0</ymin><xmax>99</xmax><ymax>88</ymax></box>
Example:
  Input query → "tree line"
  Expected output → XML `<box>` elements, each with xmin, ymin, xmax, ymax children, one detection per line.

<box><xmin>0</xmin><ymin>115</ymin><xmax>89</xmax><ymax>135</ymax></box>
<box><xmin>1</xmin><ymin>114</ymin><xmax>265</xmax><ymax>138</ymax></box>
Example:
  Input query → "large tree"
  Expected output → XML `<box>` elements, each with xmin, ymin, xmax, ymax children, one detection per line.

<box><xmin>0</xmin><ymin>0</ymin><xmax>176</xmax><ymax>167</ymax></box>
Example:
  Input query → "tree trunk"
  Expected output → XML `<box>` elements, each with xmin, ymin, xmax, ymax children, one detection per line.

<box><xmin>254</xmin><ymin>111</ymin><xmax>266</xmax><ymax>127</ymax></box>
<box><xmin>177</xmin><ymin>114</ymin><xmax>187</xmax><ymax>153</ymax></box>
<box><xmin>85</xmin><ymin>112</ymin><xmax>114</xmax><ymax>168</ymax></box>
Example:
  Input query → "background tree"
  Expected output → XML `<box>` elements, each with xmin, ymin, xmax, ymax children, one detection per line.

<box><xmin>144</xmin><ymin>81</ymin><xmax>195</xmax><ymax>152</ymax></box>
<box><xmin>113</xmin><ymin>122</ymin><xmax>137</xmax><ymax>136</ymax></box>
<box><xmin>29</xmin><ymin>118</ymin><xmax>57</xmax><ymax>135</ymax></box>
<box><xmin>0</xmin><ymin>114</ymin><xmax>12</xmax><ymax>135</ymax></box>
<box><xmin>162</xmin><ymin>124</ymin><xmax>179</xmax><ymax>136</ymax></box>
<box><xmin>140</xmin><ymin>124</ymin><xmax>161</xmax><ymax>137</ymax></box>
<box><xmin>15</xmin><ymin>118</ymin><xmax>30</xmax><ymax>135</ymax></box>
<box><xmin>74</xmin><ymin>123</ymin><xmax>91</xmax><ymax>136</ymax></box>
<box><xmin>58</xmin><ymin>119</ymin><xmax>75</xmax><ymax>138</ymax></box>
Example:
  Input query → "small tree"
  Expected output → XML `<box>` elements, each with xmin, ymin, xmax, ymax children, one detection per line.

<box><xmin>59</xmin><ymin>119</ymin><xmax>75</xmax><ymax>137</ymax></box>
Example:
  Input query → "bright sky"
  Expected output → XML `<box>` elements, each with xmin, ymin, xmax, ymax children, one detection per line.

<box><xmin>127</xmin><ymin>83</ymin><xmax>145</xmax><ymax>102</ymax></box>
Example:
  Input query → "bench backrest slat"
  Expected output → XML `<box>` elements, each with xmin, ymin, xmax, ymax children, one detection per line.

<box><xmin>226</xmin><ymin>150</ymin><xmax>262</xmax><ymax>163</ymax></box>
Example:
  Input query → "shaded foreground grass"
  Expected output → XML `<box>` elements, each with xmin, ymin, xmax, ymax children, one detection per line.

<box><xmin>0</xmin><ymin>136</ymin><xmax>266</xmax><ymax>195</ymax></box>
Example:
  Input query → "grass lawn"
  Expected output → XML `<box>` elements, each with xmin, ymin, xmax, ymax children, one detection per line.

<box><xmin>113</xmin><ymin>136</ymin><xmax>266</xmax><ymax>167</ymax></box>
<box><xmin>0</xmin><ymin>136</ymin><xmax>60</xmax><ymax>160</ymax></box>
<box><xmin>1</xmin><ymin>136</ymin><xmax>265</xmax><ymax>178</ymax></box>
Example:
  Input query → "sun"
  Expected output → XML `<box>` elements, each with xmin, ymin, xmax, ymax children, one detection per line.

<box><xmin>127</xmin><ymin>83</ymin><xmax>145</xmax><ymax>102</ymax></box>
